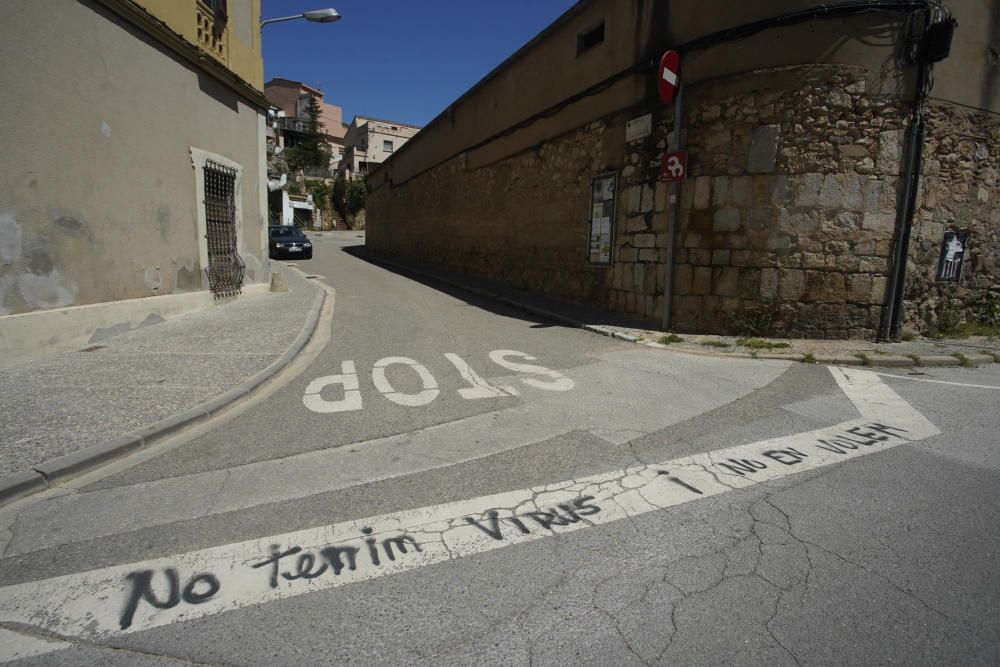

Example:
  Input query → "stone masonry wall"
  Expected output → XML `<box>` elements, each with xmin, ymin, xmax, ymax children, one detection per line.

<box><xmin>367</xmin><ymin>119</ymin><xmax>626</xmax><ymax>305</ymax></box>
<box><xmin>617</xmin><ymin>65</ymin><xmax>909</xmax><ymax>338</ymax></box>
<box><xmin>907</xmin><ymin>102</ymin><xmax>1000</xmax><ymax>332</ymax></box>
<box><xmin>368</xmin><ymin>64</ymin><xmax>999</xmax><ymax>339</ymax></box>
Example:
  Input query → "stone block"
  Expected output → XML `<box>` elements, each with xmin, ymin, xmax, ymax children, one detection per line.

<box><xmin>634</xmin><ymin>263</ymin><xmax>646</xmax><ymax>290</ymax></box>
<box><xmin>728</xmin><ymin>177</ymin><xmax>753</xmax><ymax>206</ymax></box>
<box><xmin>779</xmin><ymin>208</ymin><xmax>820</xmax><ymax>232</ymax></box>
<box><xmin>684</xmin><ymin>233</ymin><xmax>702</xmax><ymax>249</ymax></box>
<box><xmin>712</xmin><ymin>249</ymin><xmax>731</xmax><ymax>265</ymax></box>
<box><xmin>731</xmin><ymin>250</ymin><xmax>751</xmax><ymax>267</ymax></box>
<box><xmin>689</xmin><ymin>249</ymin><xmax>712</xmax><ymax>265</ymax></box>
<box><xmin>803</xmin><ymin>252</ymin><xmax>826</xmax><ymax>269</ymax></box>
<box><xmin>760</xmin><ymin>267</ymin><xmax>779</xmax><ymax>298</ymax></box>
<box><xmin>713</xmin><ymin>266</ymin><xmax>740</xmax><ymax>296</ymax></box>
<box><xmin>725</xmin><ymin>234</ymin><xmax>748</xmax><ymax>249</ymax></box>
<box><xmin>655</xmin><ymin>181</ymin><xmax>668</xmax><ymax>212</ymax></box>
<box><xmin>818</xmin><ymin>174</ymin><xmax>865</xmax><ymax>211</ymax></box>
<box><xmin>794</xmin><ymin>173</ymin><xmax>824</xmax><ymax>207</ymax></box>
<box><xmin>870</xmin><ymin>275</ymin><xmax>888</xmax><ymax>302</ymax></box>
<box><xmin>847</xmin><ymin>273</ymin><xmax>873</xmax><ymax>302</ymax></box>
<box><xmin>692</xmin><ymin>266</ymin><xmax>712</xmax><ymax>294</ymax></box>
<box><xmin>748</xmin><ymin>124</ymin><xmax>780</xmax><ymax>173</ymax></box>
<box><xmin>713</xmin><ymin>208</ymin><xmax>741</xmax><ymax>232</ymax></box>
<box><xmin>618</xmin><ymin>247</ymin><xmax>638</xmax><ymax>262</ymax></box>
<box><xmin>673</xmin><ymin>264</ymin><xmax>693</xmax><ymax>295</ymax></box>
<box><xmin>805</xmin><ymin>271</ymin><xmax>846</xmax><ymax>302</ymax></box>
<box><xmin>639</xmin><ymin>248</ymin><xmax>659</xmax><ymax>262</ymax></box>
<box><xmin>626</xmin><ymin>186</ymin><xmax>641</xmax><ymax>214</ymax></box>
<box><xmin>767</xmin><ymin>232</ymin><xmax>792</xmax><ymax>250</ymax></box>
<box><xmin>634</xmin><ymin>233</ymin><xmax>656</xmax><ymax>248</ymax></box>
<box><xmin>878</xmin><ymin>129</ymin><xmax>903</xmax><ymax>175</ymax></box>
<box><xmin>651</xmin><ymin>212</ymin><xmax>669</xmax><ymax>233</ymax></box>
<box><xmin>858</xmin><ymin>256</ymin><xmax>887</xmax><ymax>273</ymax></box>
<box><xmin>640</xmin><ymin>184</ymin><xmax>655</xmax><ymax>213</ymax></box>
<box><xmin>693</xmin><ymin>177</ymin><xmax>711</xmax><ymax>209</ymax></box>
<box><xmin>625</xmin><ymin>216</ymin><xmax>648</xmax><ymax>233</ymax></box>
<box><xmin>771</xmin><ymin>176</ymin><xmax>791</xmax><ymax>206</ymax></box>
<box><xmin>779</xmin><ymin>269</ymin><xmax>805</xmax><ymax>300</ymax></box>
<box><xmin>838</xmin><ymin>144</ymin><xmax>869</xmax><ymax>158</ymax></box>
<box><xmin>862</xmin><ymin>212</ymin><xmax>895</xmax><ymax>232</ymax></box>
<box><xmin>712</xmin><ymin>177</ymin><xmax>729</xmax><ymax>207</ymax></box>
<box><xmin>856</xmin><ymin>157</ymin><xmax>875</xmax><ymax>174</ymax></box>
<box><xmin>830</xmin><ymin>211</ymin><xmax>861</xmax><ymax>231</ymax></box>
<box><xmin>830</xmin><ymin>255</ymin><xmax>859</xmax><ymax>272</ymax></box>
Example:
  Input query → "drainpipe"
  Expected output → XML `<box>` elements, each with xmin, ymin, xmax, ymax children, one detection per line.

<box><xmin>881</xmin><ymin>61</ymin><xmax>928</xmax><ymax>340</ymax></box>
<box><xmin>881</xmin><ymin>8</ymin><xmax>955</xmax><ymax>340</ymax></box>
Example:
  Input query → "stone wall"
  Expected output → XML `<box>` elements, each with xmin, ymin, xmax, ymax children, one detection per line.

<box><xmin>368</xmin><ymin>64</ymin><xmax>999</xmax><ymax>339</ymax></box>
<box><xmin>367</xmin><ymin>118</ymin><xmax>623</xmax><ymax>304</ymax></box>
<box><xmin>907</xmin><ymin>102</ymin><xmax>1000</xmax><ymax>332</ymax></box>
<box><xmin>614</xmin><ymin>65</ymin><xmax>910</xmax><ymax>338</ymax></box>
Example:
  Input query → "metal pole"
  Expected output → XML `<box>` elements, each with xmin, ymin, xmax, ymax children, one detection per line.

<box><xmin>661</xmin><ymin>83</ymin><xmax>684</xmax><ymax>330</ymax></box>
<box><xmin>881</xmin><ymin>58</ymin><xmax>929</xmax><ymax>340</ymax></box>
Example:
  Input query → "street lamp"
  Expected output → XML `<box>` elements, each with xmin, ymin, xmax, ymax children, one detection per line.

<box><xmin>260</xmin><ymin>8</ymin><xmax>341</xmax><ymax>30</ymax></box>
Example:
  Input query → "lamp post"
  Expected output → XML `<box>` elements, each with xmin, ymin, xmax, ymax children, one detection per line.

<box><xmin>260</xmin><ymin>8</ymin><xmax>341</xmax><ymax>31</ymax></box>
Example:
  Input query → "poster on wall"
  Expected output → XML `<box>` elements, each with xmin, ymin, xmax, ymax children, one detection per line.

<box><xmin>588</xmin><ymin>172</ymin><xmax>617</xmax><ymax>266</ymax></box>
<box><xmin>935</xmin><ymin>231</ymin><xmax>968</xmax><ymax>283</ymax></box>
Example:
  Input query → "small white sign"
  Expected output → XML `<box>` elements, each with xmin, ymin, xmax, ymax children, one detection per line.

<box><xmin>626</xmin><ymin>113</ymin><xmax>652</xmax><ymax>142</ymax></box>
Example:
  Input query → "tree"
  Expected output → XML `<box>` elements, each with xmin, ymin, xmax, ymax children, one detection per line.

<box><xmin>332</xmin><ymin>173</ymin><xmax>348</xmax><ymax>216</ymax></box>
<box><xmin>346</xmin><ymin>177</ymin><xmax>366</xmax><ymax>215</ymax></box>
<box><xmin>284</xmin><ymin>95</ymin><xmax>330</xmax><ymax>172</ymax></box>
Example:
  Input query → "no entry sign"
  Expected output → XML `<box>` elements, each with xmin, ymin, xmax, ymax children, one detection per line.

<box><xmin>658</xmin><ymin>50</ymin><xmax>681</xmax><ymax>103</ymax></box>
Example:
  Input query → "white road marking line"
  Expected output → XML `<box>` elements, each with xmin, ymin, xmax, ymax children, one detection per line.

<box><xmin>0</xmin><ymin>369</ymin><xmax>936</xmax><ymax>661</ymax></box>
<box><xmin>874</xmin><ymin>371</ymin><xmax>1000</xmax><ymax>390</ymax></box>
<box><xmin>0</xmin><ymin>629</ymin><xmax>70</xmax><ymax>661</ymax></box>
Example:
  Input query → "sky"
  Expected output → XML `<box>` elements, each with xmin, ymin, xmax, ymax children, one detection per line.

<box><xmin>261</xmin><ymin>0</ymin><xmax>578</xmax><ymax>128</ymax></box>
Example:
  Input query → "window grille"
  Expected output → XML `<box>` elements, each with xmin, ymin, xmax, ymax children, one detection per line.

<box><xmin>203</xmin><ymin>160</ymin><xmax>244</xmax><ymax>298</ymax></box>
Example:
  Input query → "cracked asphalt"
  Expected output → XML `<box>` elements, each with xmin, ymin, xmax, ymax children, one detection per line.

<box><xmin>0</xmin><ymin>232</ymin><xmax>998</xmax><ymax>666</ymax></box>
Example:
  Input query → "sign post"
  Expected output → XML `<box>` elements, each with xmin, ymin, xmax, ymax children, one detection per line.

<box><xmin>660</xmin><ymin>51</ymin><xmax>683</xmax><ymax>330</ymax></box>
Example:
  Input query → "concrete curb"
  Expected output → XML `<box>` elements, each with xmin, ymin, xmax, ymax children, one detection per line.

<box><xmin>358</xmin><ymin>251</ymin><xmax>998</xmax><ymax>371</ymax></box>
<box><xmin>0</xmin><ymin>283</ymin><xmax>327</xmax><ymax>507</ymax></box>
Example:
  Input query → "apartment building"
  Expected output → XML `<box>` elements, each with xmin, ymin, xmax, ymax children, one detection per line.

<box><xmin>340</xmin><ymin>116</ymin><xmax>421</xmax><ymax>179</ymax></box>
<box><xmin>264</xmin><ymin>78</ymin><xmax>347</xmax><ymax>175</ymax></box>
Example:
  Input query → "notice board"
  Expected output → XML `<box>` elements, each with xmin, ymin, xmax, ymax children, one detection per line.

<box><xmin>588</xmin><ymin>172</ymin><xmax>617</xmax><ymax>266</ymax></box>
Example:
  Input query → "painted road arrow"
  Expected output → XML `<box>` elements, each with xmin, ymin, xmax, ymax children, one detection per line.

<box><xmin>0</xmin><ymin>367</ymin><xmax>939</xmax><ymax>662</ymax></box>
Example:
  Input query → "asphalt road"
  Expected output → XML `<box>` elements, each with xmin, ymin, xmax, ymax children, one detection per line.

<box><xmin>0</xmin><ymin>231</ymin><xmax>997</xmax><ymax>666</ymax></box>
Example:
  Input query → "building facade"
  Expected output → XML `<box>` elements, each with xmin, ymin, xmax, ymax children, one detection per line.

<box><xmin>341</xmin><ymin>116</ymin><xmax>422</xmax><ymax>179</ymax></box>
<box><xmin>264</xmin><ymin>77</ymin><xmax>347</xmax><ymax>176</ymax></box>
<box><xmin>0</xmin><ymin>0</ymin><xmax>270</xmax><ymax>321</ymax></box>
<box><xmin>367</xmin><ymin>0</ymin><xmax>999</xmax><ymax>339</ymax></box>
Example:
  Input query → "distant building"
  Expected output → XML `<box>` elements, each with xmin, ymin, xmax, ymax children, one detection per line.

<box><xmin>0</xmin><ymin>0</ymin><xmax>269</xmax><ymax>325</ymax></box>
<box><xmin>264</xmin><ymin>78</ymin><xmax>347</xmax><ymax>176</ymax></box>
<box><xmin>341</xmin><ymin>116</ymin><xmax>421</xmax><ymax>179</ymax></box>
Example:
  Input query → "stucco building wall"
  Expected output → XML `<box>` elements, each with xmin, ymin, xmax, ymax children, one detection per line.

<box><xmin>0</xmin><ymin>0</ymin><xmax>268</xmax><ymax>315</ymax></box>
<box><xmin>368</xmin><ymin>0</ymin><xmax>999</xmax><ymax>338</ymax></box>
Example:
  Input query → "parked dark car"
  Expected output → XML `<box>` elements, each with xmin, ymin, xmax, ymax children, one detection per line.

<box><xmin>268</xmin><ymin>225</ymin><xmax>313</xmax><ymax>260</ymax></box>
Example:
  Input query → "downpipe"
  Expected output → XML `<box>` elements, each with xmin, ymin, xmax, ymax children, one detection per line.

<box><xmin>881</xmin><ymin>60</ymin><xmax>929</xmax><ymax>340</ymax></box>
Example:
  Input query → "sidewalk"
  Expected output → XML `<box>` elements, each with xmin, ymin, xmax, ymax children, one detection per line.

<box><xmin>357</xmin><ymin>249</ymin><xmax>999</xmax><ymax>368</ymax></box>
<box><xmin>0</xmin><ymin>267</ymin><xmax>325</xmax><ymax>501</ymax></box>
